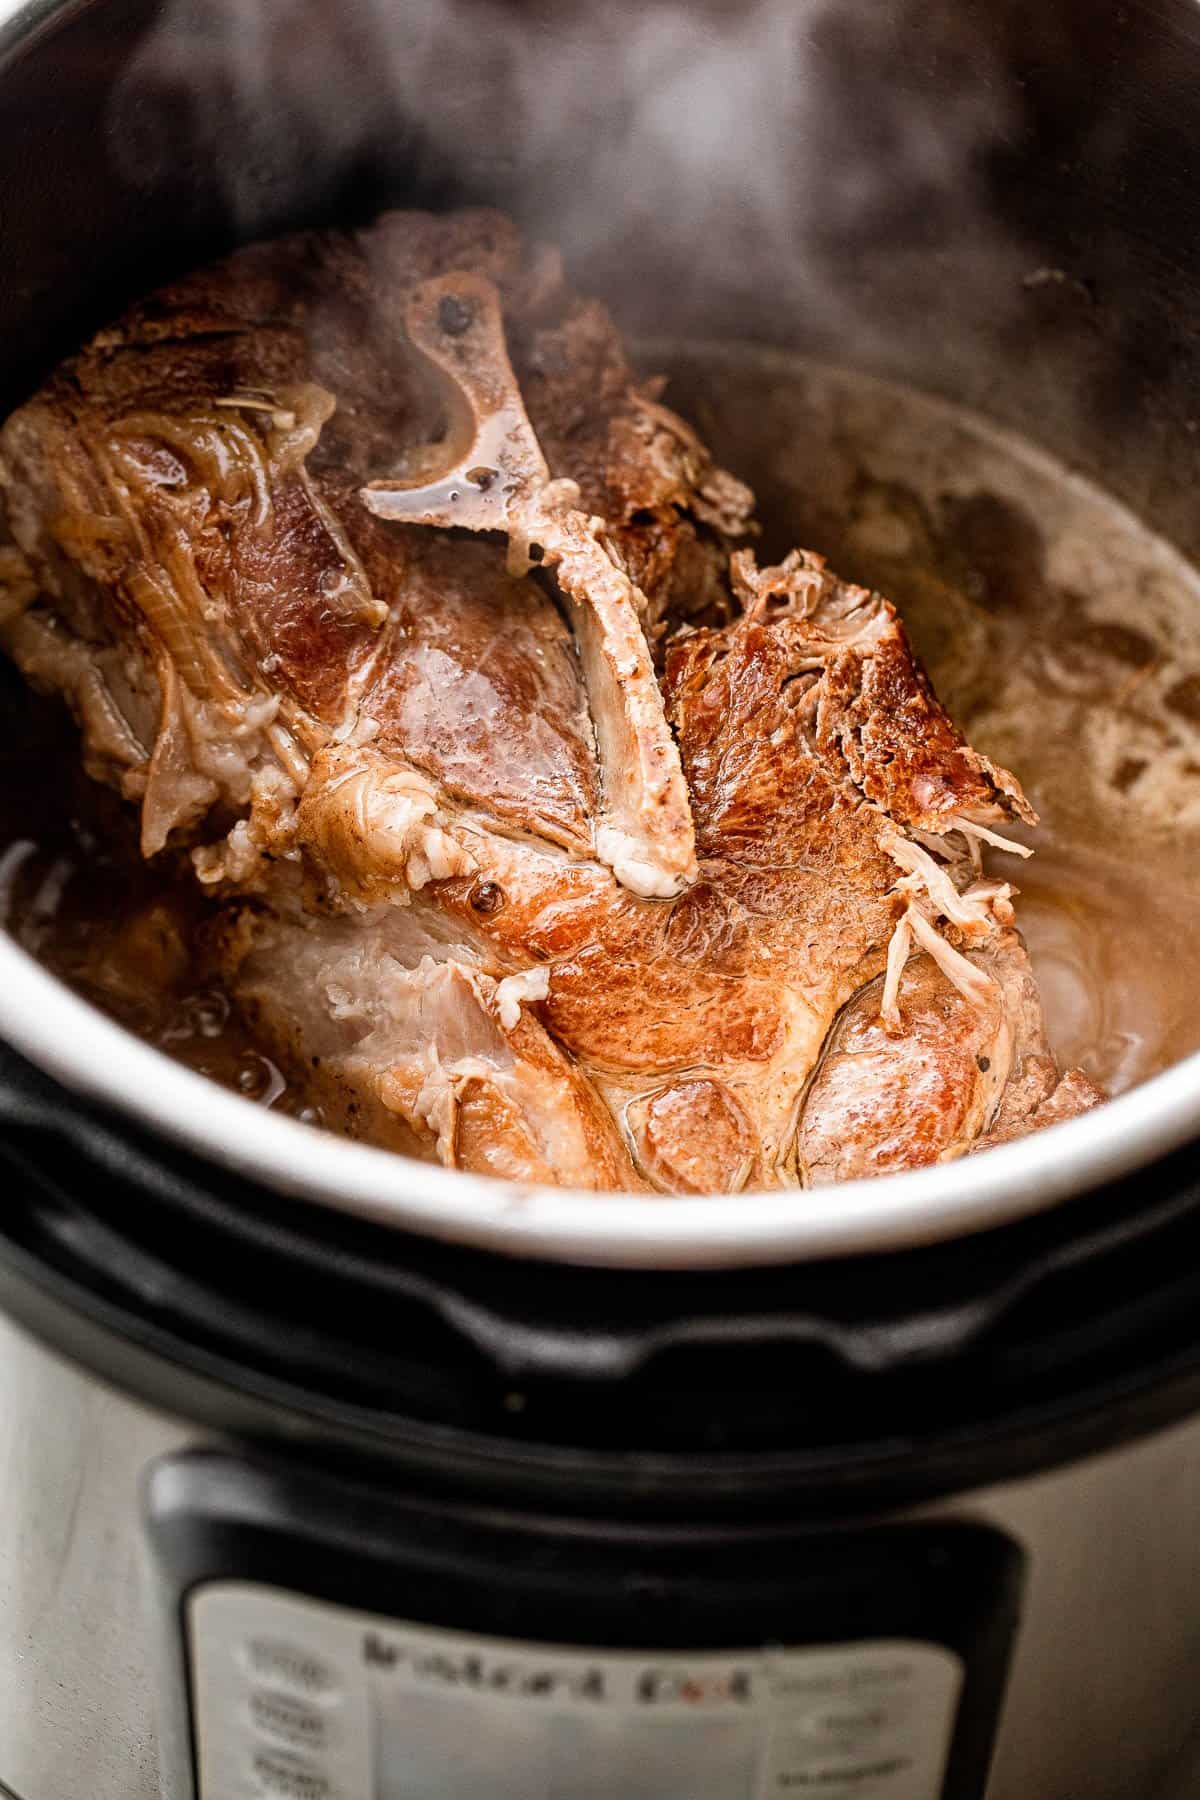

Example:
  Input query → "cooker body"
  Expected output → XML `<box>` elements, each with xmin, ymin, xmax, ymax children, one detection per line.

<box><xmin>3</xmin><ymin>1</ymin><xmax>1200</xmax><ymax>1797</ymax></box>
<box><xmin>0</xmin><ymin>1042</ymin><xmax>1191</xmax><ymax>1800</ymax></box>
<box><xmin>3</xmin><ymin>1307</ymin><xmax>1200</xmax><ymax>1800</ymax></box>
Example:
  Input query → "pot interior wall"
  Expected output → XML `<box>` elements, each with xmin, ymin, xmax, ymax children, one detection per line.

<box><xmin>3</xmin><ymin>0</ymin><xmax>1200</xmax><ymax>552</ymax></box>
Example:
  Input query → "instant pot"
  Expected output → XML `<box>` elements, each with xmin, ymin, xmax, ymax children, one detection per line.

<box><xmin>3</xmin><ymin>1</ymin><xmax>1200</xmax><ymax>1796</ymax></box>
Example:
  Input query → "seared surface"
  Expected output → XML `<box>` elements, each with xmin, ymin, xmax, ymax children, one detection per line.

<box><xmin>0</xmin><ymin>209</ymin><xmax>1101</xmax><ymax>1190</ymax></box>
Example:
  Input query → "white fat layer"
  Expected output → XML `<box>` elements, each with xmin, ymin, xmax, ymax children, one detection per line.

<box><xmin>594</xmin><ymin>823</ymin><xmax>689</xmax><ymax>898</ymax></box>
<box><xmin>495</xmin><ymin>965</ymin><xmax>551</xmax><ymax>1030</ymax></box>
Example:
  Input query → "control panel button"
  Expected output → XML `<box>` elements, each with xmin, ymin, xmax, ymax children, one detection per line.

<box><xmin>248</xmin><ymin>1688</ymin><xmax>332</xmax><ymax>1754</ymax></box>
<box><xmin>242</xmin><ymin>1638</ymin><xmax>340</xmax><ymax>1700</ymax></box>
<box><xmin>251</xmin><ymin>1748</ymin><xmax>334</xmax><ymax>1799</ymax></box>
<box><xmin>191</xmin><ymin>1587</ymin><xmax>373</xmax><ymax>1800</ymax></box>
<box><xmin>793</xmin><ymin>1690</ymin><xmax>914</xmax><ymax>1753</ymax></box>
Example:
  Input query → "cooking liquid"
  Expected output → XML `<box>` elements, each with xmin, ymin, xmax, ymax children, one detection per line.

<box><xmin>0</xmin><ymin>706</ymin><xmax>318</xmax><ymax>1126</ymax></box>
<box><xmin>4</xmin><ymin>350</ymin><xmax>1200</xmax><ymax>1117</ymax></box>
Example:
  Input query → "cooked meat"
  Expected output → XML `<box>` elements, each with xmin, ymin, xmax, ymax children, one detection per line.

<box><xmin>0</xmin><ymin>208</ymin><xmax>1102</xmax><ymax>1191</ymax></box>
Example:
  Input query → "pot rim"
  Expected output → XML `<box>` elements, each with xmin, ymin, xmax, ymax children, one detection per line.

<box><xmin>0</xmin><ymin>930</ymin><xmax>1194</xmax><ymax>1268</ymax></box>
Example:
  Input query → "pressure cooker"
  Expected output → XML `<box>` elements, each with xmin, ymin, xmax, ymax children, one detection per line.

<box><xmin>2</xmin><ymin>0</ymin><xmax>1200</xmax><ymax>1796</ymax></box>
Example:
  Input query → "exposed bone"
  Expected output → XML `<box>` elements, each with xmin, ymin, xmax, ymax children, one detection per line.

<box><xmin>359</xmin><ymin>272</ymin><xmax>697</xmax><ymax>900</ymax></box>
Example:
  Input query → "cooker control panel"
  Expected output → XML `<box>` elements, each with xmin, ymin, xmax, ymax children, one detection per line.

<box><xmin>144</xmin><ymin>1452</ymin><xmax>1023</xmax><ymax>1800</ymax></box>
<box><xmin>188</xmin><ymin>1582</ymin><xmax>965</xmax><ymax>1800</ymax></box>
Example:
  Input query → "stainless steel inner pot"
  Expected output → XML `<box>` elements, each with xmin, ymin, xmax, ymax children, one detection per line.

<box><xmin>1</xmin><ymin>0</ymin><xmax>1199</xmax><ymax>1266</ymax></box>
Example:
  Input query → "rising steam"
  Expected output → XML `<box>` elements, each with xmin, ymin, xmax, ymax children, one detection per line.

<box><xmin>108</xmin><ymin>0</ymin><xmax>1038</xmax><ymax>359</ymax></box>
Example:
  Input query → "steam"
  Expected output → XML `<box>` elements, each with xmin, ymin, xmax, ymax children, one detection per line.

<box><xmin>108</xmin><ymin>0</ymin><xmax>1036</xmax><ymax>358</ymax></box>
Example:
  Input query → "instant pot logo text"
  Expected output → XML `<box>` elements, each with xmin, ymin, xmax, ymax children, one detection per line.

<box><xmin>363</xmin><ymin>1633</ymin><xmax>606</xmax><ymax>1703</ymax></box>
<box><xmin>362</xmin><ymin>1634</ymin><xmax>753</xmax><ymax>1708</ymax></box>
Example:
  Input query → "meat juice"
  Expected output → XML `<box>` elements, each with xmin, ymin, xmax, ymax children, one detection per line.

<box><xmin>4</xmin><ymin>350</ymin><xmax>1198</xmax><ymax>1117</ymax></box>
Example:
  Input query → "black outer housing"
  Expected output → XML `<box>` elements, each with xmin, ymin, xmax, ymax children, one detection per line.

<box><xmin>2</xmin><ymin>1040</ymin><xmax>1200</xmax><ymax>1523</ymax></box>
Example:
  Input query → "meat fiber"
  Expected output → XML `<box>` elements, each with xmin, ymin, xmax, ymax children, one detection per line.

<box><xmin>0</xmin><ymin>209</ymin><xmax>1102</xmax><ymax>1191</ymax></box>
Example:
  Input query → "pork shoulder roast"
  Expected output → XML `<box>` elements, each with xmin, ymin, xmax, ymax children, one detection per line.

<box><xmin>0</xmin><ymin>210</ymin><xmax>1103</xmax><ymax>1192</ymax></box>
